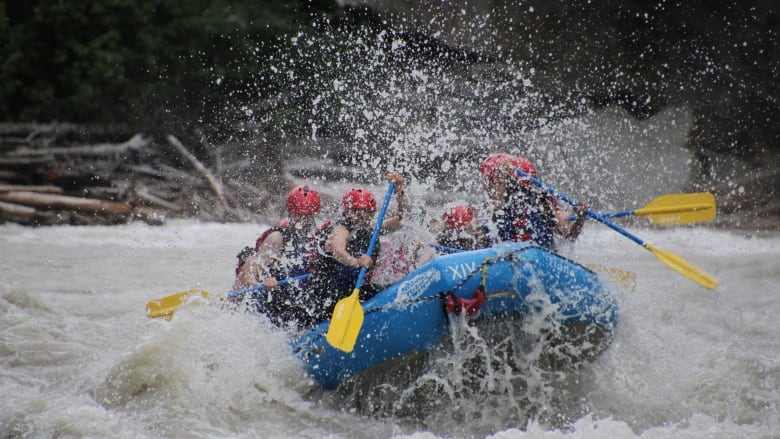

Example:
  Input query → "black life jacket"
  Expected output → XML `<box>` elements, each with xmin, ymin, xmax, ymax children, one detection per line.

<box><xmin>234</xmin><ymin>219</ymin><xmax>330</xmax><ymax>278</ymax></box>
<box><xmin>436</xmin><ymin>229</ymin><xmax>482</xmax><ymax>251</ymax></box>
<box><xmin>309</xmin><ymin>221</ymin><xmax>378</xmax><ymax>291</ymax></box>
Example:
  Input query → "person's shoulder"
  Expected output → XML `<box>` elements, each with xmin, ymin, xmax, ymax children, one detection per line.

<box><xmin>259</xmin><ymin>229</ymin><xmax>285</xmax><ymax>247</ymax></box>
<box><xmin>330</xmin><ymin>224</ymin><xmax>350</xmax><ymax>234</ymax></box>
<box><xmin>325</xmin><ymin>224</ymin><xmax>352</xmax><ymax>243</ymax></box>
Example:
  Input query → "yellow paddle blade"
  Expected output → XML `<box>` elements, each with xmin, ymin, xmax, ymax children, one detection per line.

<box><xmin>644</xmin><ymin>244</ymin><xmax>718</xmax><ymax>289</ymax></box>
<box><xmin>325</xmin><ymin>289</ymin><xmax>364</xmax><ymax>353</ymax></box>
<box><xmin>146</xmin><ymin>289</ymin><xmax>210</xmax><ymax>320</ymax></box>
<box><xmin>586</xmin><ymin>263</ymin><xmax>637</xmax><ymax>291</ymax></box>
<box><xmin>637</xmin><ymin>192</ymin><xmax>716</xmax><ymax>226</ymax></box>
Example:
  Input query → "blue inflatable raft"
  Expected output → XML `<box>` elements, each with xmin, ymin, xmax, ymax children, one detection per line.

<box><xmin>291</xmin><ymin>241</ymin><xmax>619</xmax><ymax>389</ymax></box>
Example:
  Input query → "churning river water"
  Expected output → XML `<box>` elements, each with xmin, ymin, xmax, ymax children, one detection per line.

<box><xmin>1</xmin><ymin>218</ymin><xmax>778</xmax><ymax>438</ymax></box>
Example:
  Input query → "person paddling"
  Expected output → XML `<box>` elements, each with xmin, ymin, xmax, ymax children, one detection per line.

<box><xmin>479</xmin><ymin>153</ymin><xmax>588</xmax><ymax>249</ymax></box>
<box><xmin>306</xmin><ymin>173</ymin><xmax>409</xmax><ymax>326</ymax></box>
<box><xmin>232</xmin><ymin>185</ymin><xmax>323</xmax><ymax>327</ymax></box>
<box><xmin>434</xmin><ymin>204</ymin><xmax>488</xmax><ymax>251</ymax></box>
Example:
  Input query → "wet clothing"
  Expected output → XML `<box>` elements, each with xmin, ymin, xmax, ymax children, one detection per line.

<box><xmin>258</xmin><ymin>225</ymin><xmax>311</xmax><ymax>280</ymax></box>
<box><xmin>234</xmin><ymin>218</ymin><xmax>291</xmax><ymax>275</ymax></box>
<box><xmin>306</xmin><ymin>220</ymin><xmax>381</xmax><ymax>326</ymax></box>
<box><xmin>235</xmin><ymin>246</ymin><xmax>257</xmax><ymax>276</ymax></box>
<box><xmin>371</xmin><ymin>238</ymin><xmax>425</xmax><ymax>288</ymax></box>
<box><xmin>236</xmin><ymin>223</ymin><xmax>316</xmax><ymax>328</ymax></box>
<box><xmin>489</xmin><ymin>188</ymin><xmax>558</xmax><ymax>249</ymax></box>
<box><xmin>435</xmin><ymin>229</ymin><xmax>486</xmax><ymax>251</ymax></box>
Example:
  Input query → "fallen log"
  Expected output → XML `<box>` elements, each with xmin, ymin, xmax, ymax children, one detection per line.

<box><xmin>0</xmin><ymin>122</ymin><xmax>82</xmax><ymax>136</ymax></box>
<box><xmin>0</xmin><ymin>184</ymin><xmax>64</xmax><ymax>194</ymax></box>
<box><xmin>0</xmin><ymin>170</ymin><xmax>25</xmax><ymax>181</ymax></box>
<box><xmin>5</xmin><ymin>133</ymin><xmax>148</xmax><ymax>157</ymax></box>
<box><xmin>0</xmin><ymin>191</ymin><xmax>133</xmax><ymax>214</ymax></box>
<box><xmin>134</xmin><ymin>185</ymin><xmax>182</xmax><ymax>211</ymax></box>
<box><xmin>0</xmin><ymin>122</ymin><xmax>134</xmax><ymax>141</ymax></box>
<box><xmin>127</xmin><ymin>163</ymin><xmax>201</xmax><ymax>184</ymax></box>
<box><xmin>0</xmin><ymin>123</ymin><xmax>295</xmax><ymax>225</ymax></box>
<box><xmin>0</xmin><ymin>156</ymin><xmax>53</xmax><ymax>165</ymax></box>
<box><xmin>166</xmin><ymin>135</ymin><xmax>229</xmax><ymax>210</ymax></box>
<box><xmin>0</xmin><ymin>200</ymin><xmax>37</xmax><ymax>218</ymax></box>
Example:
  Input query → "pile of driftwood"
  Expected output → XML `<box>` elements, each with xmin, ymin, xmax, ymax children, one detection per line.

<box><xmin>0</xmin><ymin>123</ymin><xmax>287</xmax><ymax>226</ymax></box>
<box><xmin>5</xmin><ymin>123</ymin><xmax>776</xmax><ymax>230</ymax></box>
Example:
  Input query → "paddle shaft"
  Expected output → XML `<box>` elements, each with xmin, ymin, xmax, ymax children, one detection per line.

<box><xmin>354</xmin><ymin>181</ymin><xmax>396</xmax><ymax>291</ymax></box>
<box><xmin>325</xmin><ymin>181</ymin><xmax>396</xmax><ymax>352</ymax></box>
<box><xmin>512</xmin><ymin>169</ymin><xmax>649</xmax><ymax>246</ymax></box>
<box><xmin>570</xmin><ymin>210</ymin><xmax>639</xmax><ymax>221</ymax></box>
<box><xmin>513</xmin><ymin>168</ymin><xmax>717</xmax><ymax>289</ymax></box>
<box><xmin>428</xmin><ymin>243</ymin><xmax>463</xmax><ymax>254</ymax></box>
<box><xmin>225</xmin><ymin>273</ymin><xmax>311</xmax><ymax>300</ymax></box>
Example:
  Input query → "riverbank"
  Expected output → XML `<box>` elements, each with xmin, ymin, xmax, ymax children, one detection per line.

<box><xmin>1</xmin><ymin>122</ymin><xmax>777</xmax><ymax>232</ymax></box>
<box><xmin>0</xmin><ymin>123</ymin><xmax>287</xmax><ymax>226</ymax></box>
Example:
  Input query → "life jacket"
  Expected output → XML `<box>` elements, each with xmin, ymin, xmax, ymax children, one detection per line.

<box><xmin>492</xmin><ymin>192</ymin><xmax>557</xmax><ymax>249</ymax></box>
<box><xmin>371</xmin><ymin>238</ymin><xmax>415</xmax><ymax>287</ymax></box>
<box><xmin>234</xmin><ymin>219</ymin><xmax>329</xmax><ymax>277</ymax></box>
<box><xmin>436</xmin><ymin>229</ymin><xmax>481</xmax><ymax>251</ymax></box>
<box><xmin>309</xmin><ymin>221</ymin><xmax>379</xmax><ymax>294</ymax></box>
<box><xmin>304</xmin><ymin>219</ymin><xmax>384</xmax><ymax>326</ymax></box>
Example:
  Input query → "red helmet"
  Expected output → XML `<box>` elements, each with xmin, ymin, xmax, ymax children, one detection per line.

<box><xmin>342</xmin><ymin>188</ymin><xmax>376</xmax><ymax>211</ymax></box>
<box><xmin>443</xmin><ymin>205</ymin><xmax>474</xmax><ymax>230</ymax></box>
<box><xmin>286</xmin><ymin>185</ymin><xmax>321</xmax><ymax>215</ymax></box>
<box><xmin>479</xmin><ymin>153</ymin><xmax>512</xmax><ymax>181</ymax></box>
<box><xmin>510</xmin><ymin>156</ymin><xmax>538</xmax><ymax>182</ymax></box>
<box><xmin>479</xmin><ymin>153</ymin><xmax>537</xmax><ymax>186</ymax></box>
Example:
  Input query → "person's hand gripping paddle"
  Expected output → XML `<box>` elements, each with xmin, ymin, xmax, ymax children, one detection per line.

<box><xmin>326</xmin><ymin>179</ymin><xmax>396</xmax><ymax>352</ymax></box>
<box><xmin>515</xmin><ymin>168</ymin><xmax>718</xmax><ymax>290</ymax></box>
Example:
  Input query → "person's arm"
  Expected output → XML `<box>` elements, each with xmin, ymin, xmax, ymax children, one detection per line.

<box><xmin>325</xmin><ymin>225</ymin><xmax>373</xmax><ymax>267</ymax></box>
<box><xmin>381</xmin><ymin>172</ymin><xmax>409</xmax><ymax>232</ymax></box>
<box><xmin>554</xmin><ymin>202</ymin><xmax>588</xmax><ymax>241</ymax></box>
<box><xmin>232</xmin><ymin>231</ymin><xmax>284</xmax><ymax>290</ymax></box>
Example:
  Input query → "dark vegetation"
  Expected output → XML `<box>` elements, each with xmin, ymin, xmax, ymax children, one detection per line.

<box><xmin>0</xmin><ymin>1</ymin><xmax>369</xmax><ymax>225</ymax></box>
<box><xmin>2</xmin><ymin>1</ymin><xmax>317</xmax><ymax>128</ymax></box>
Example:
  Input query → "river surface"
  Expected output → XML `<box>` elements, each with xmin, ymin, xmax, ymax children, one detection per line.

<box><xmin>1</xmin><ymin>219</ymin><xmax>778</xmax><ymax>438</ymax></box>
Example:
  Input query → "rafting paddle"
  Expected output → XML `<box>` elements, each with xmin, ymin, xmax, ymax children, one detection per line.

<box><xmin>514</xmin><ymin>168</ymin><xmax>718</xmax><ymax>289</ymax></box>
<box><xmin>570</xmin><ymin>192</ymin><xmax>717</xmax><ymax>226</ymax></box>
<box><xmin>146</xmin><ymin>289</ymin><xmax>210</xmax><ymax>320</ymax></box>
<box><xmin>146</xmin><ymin>274</ymin><xmax>311</xmax><ymax>320</ymax></box>
<box><xmin>326</xmin><ymin>180</ymin><xmax>396</xmax><ymax>353</ymax></box>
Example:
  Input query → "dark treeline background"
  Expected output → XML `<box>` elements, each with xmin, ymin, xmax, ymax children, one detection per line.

<box><xmin>0</xmin><ymin>1</ymin><xmax>375</xmax><ymax>225</ymax></box>
<box><xmin>0</xmin><ymin>1</ymin><xmax>346</xmax><ymax>133</ymax></box>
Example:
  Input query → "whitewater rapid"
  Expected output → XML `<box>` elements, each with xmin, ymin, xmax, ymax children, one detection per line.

<box><xmin>1</xmin><ymin>220</ymin><xmax>778</xmax><ymax>438</ymax></box>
